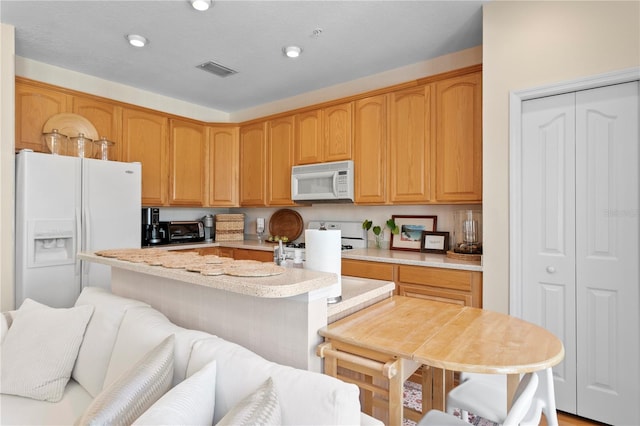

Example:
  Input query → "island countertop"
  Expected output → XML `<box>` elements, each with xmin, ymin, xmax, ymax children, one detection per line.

<box><xmin>78</xmin><ymin>252</ymin><xmax>337</xmax><ymax>298</ymax></box>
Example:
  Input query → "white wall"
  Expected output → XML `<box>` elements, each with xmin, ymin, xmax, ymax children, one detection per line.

<box><xmin>482</xmin><ymin>1</ymin><xmax>640</xmax><ymax>313</ymax></box>
<box><xmin>0</xmin><ymin>24</ymin><xmax>15</xmax><ymax>310</ymax></box>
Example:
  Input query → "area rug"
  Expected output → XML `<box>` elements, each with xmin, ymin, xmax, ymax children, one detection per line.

<box><xmin>402</xmin><ymin>381</ymin><xmax>498</xmax><ymax>426</ymax></box>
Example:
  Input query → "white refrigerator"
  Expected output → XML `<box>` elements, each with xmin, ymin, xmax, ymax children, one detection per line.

<box><xmin>15</xmin><ymin>151</ymin><xmax>141</xmax><ymax>308</ymax></box>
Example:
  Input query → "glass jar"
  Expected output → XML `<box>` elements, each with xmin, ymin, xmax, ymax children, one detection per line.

<box><xmin>68</xmin><ymin>133</ymin><xmax>94</xmax><ymax>158</ymax></box>
<box><xmin>452</xmin><ymin>209</ymin><xmax>483</xmax><ymax>255</ymax></box>
<box><xmin>93</xmin><ymin>136</ymin><xmax>115</xmax><ymax>160</ymax></box>
<box><xmin>42</xmin><ymin>129</ymin><xmax>68</xmax><ymax>155</ymax></box>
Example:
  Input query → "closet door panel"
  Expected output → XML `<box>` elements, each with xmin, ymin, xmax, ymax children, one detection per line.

<box><xmin>575</xmin><ymin>81</ymin><xmax>639</xmax><ymax>425</ymax></box>
<box><xmin>521</xmin><ymin>92</ymin><xmax>577</xmax><ymax>413</ymax></box>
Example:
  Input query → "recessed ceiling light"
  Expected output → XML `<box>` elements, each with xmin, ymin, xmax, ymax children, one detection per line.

<box><xmin>283</xmin><ymin>46</ymin><xmax>302</xmax><ymax>58</ymax></box>
<box><xmin>126</xmin><ymin>34</ymin><xmax>148</xmax><ymax>48</ymax></box>
<box><xmin>190</xmin><ymin>0</ymin><xmax>212</xmax><ymax>11</ymax></box>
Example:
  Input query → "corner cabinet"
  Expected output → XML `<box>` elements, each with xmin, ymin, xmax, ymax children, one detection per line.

<box><xmin>267</xmin><ymin>116</ymin><xmax>295</xmax><ymax>206</ymax></box>
<box><xmin>169</xmin><ymin>119</ymin><xmax>206</xmax><ymax>206</ymax></box>
<box><xmin>207</xmin><ymin>126</ymin><xmax>239</xmax><ymax>207</ymax></box>
<box><xmin>239</xmin><ymin>122</ymin><xmax>267</xmax><ymax>206</ymax></box>
<box><xmin>122</xmin><ymin>108</ymin><xmax>168</xmax><ymax>206</ymax></box>
<box><xmin>354</xmin><ymin>95</ymin><xmax>387</xmax><ymax>204</ymax></box>
<box><xmin>388</xmin><ymin>85</ymin><xmax>431</xmax><ymax>203</ymax></box>
<box><xmin>15</xmin><ymin>79</ymin><xmax>71</xmax><ymax>152</ymax></box>
<box><xmin>433</xmin><ymin>71</ymin><xmax>482</xmax><ymax>202</ymax></box>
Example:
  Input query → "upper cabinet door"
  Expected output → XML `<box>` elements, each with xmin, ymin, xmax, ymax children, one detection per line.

<box><xmin>388</xmin><ymin>85</ymin><xmax>431</xmax><ymax>203</ymax></box>
<box><xmin>15</xmin><ymin>79</ymin><xmax>71</xmax><ymax>152</ymax></box>
<box><xmin>73</xmin><ymin>96</ymin><xmax>122</xmax><ymax>161</ymax></box>
<box><xmin>294</xmin><ymin>110</ymin><xmax>322</xmax><ymax>165</ymax></box>
<box><xmin>323</xmin><ymin>102</ymin><xmax>353</xmax><ymax>162</ymax></box>
<box><xmin>239</xmin><ymin>122</ymin><xmax>267</xmax><ymax>206</ymax></box>
<box><xmin>267</xmin><ymin>116</ymin><xmax>295</xmax><ymax>206</ymax></box>
<box><xmin>354</xmin><ymin>95</ymin><xmax>387</xmax><ymax>204</ymax></box>
<box><xmin>207</xmin><ymin>126</ymin><xmax>239</xmax><ymax>207</ymax></box>
<box><xmin>122</xmin><ymin>108</ymin><xmax>168</xmax><ymax>206</ymax></box>
<box><xmin>433</xmin><ymin>71</ymin><xmax>482</xmax><ymax>202</ymax></box>
<box><xmin>169</xmin><ymin>119</ymin><xmax>206</xmax><ymax>206</ymax></box>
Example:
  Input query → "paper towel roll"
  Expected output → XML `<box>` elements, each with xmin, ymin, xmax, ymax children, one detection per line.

<box><xmin>304</xmin><ymin>229</ymin><xmax>342</xmax><ymax>303</ymax></box>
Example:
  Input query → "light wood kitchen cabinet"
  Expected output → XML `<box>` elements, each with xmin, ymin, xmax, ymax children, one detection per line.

<box><xmin>396</xmin><ymin>265</ymin><xmax>482</xmax><ymax>307</ymax></box>
<box><xmin>294</xmin><ymin>110</ymin><xmax>322</xmax><ymax>165</ymax></box>
<box><xmin>207</xmin><ymin>126</ymin><xmax>239</xmax><ymax>207</ymax></box>
<box><xmin>169</xmin><ymin>119</ymin><xmax>206</xmax><ymax>206</ymax></box>
<box><xmin>433</xmin><ymin>71</ymin><xmax>482</xmax><ymax>202</ymax></box>
<box><xmin>15</xmin><ymin>79</ymin><xmax>72</xmax><ymax>152</ymax></box>
<box><xmin>342</xmin><ymin>258</ymin><xmax>482</xmax><ymax>308</ymax></box>
<box><xmin>122</xmin><ymin>107</ymin><xmax>168</xmax><ymax>206</ymax></box>
<box><xmin>267</xmin><ymin>116</ymin><xmax>295</xmax><ymax>206</ymax></box>
<box><xmin>294</xmin><ymin>102</ymin><xmax>353</xmax><ymax>165</ymax></box>
<box><xmin>233</xmin><ymin>248</ymin><xmax>273</xmax><ymax>262</ymax></box>
<box><xmin>323</xmin><ymin>102</ymin><xmax>353</xmax><ymax>162</ymax></box>
<box><xmin>239</xmin><ymin>122</ymin><xmax>267</xmax><ymax>206</ymax></box>
<box><xmin>73</xmin><ymin>95</ymin><xmax>122</xmax><ymax>161</ymax></box>
<box><xmin>353</xmin><ymin>95</ymin><xmax>387</xmax><ymax>204</ymax></box>
<box><xmin>388</xmin><ymin>85</ymin><xmax>431</xmax><ymax>203</ymax></box>
<box><xmin>342</xmin><ymin>259</ymin><xmax>395</xmax><ymax>281</ymax></box>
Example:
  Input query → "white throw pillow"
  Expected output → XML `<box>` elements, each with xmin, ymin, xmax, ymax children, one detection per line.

<box><xmin>0</xmin><ymin>298</ymin><xmax>94</xmax><ymax>402</ymax></box>
<box><xmin>75</xmin><ymin>335</ymin><xmax>175</xmax><ymax>426</ymax></box>
<box><xmin>133</xmin><ymin>359</ymin><xmax>217</xmax><ymax>426</ymax></box>
<box><xmin>216</xmin><ymin>377</ymin><xmax>281</xmax><ymax>426</ymax></box>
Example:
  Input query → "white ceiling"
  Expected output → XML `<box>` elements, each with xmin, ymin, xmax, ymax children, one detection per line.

<box><xmin>1</xmin><ymin>0</ymin><xmax>485</xmax><ymax>114</ymax></box>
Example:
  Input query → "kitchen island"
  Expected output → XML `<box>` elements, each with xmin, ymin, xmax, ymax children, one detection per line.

<box><xmin>79</xmin><ymin>252</ymin><xmax>394</xmax><ymax>372</ymax></box>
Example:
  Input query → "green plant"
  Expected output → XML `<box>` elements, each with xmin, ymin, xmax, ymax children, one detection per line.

<box><xmin>362</xmin><ymin>218</ymin><xmax>399</xmax><ymax>238</ymax></box>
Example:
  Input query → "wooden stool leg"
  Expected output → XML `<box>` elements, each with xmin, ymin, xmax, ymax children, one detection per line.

<box><xmin>388</xmin><ymin>359</ymin><xmax>403</xmax><ymax>426</ymax></box>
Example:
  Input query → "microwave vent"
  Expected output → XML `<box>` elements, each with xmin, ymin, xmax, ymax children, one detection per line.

<box><xmin>196</xmin><ymin>61</ymin><xmax>237</xmax><ymax>78</ymax></box>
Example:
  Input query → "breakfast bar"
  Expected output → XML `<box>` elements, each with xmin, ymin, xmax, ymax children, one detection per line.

<box><xmin>78</xmin><ymin>252</ymin><xmax>394</xmax><ymax>372</ymax></box>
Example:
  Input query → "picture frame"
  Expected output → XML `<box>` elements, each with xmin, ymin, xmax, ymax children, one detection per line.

<box><xmin>390</xmin><ymin>215</ymin><xmax>437</xmax><ymax>251</ymax></box>
<box><xmin>420</xmin><ymin>231</ymin><xmax>450</xmax><ymax>254</ymax></box>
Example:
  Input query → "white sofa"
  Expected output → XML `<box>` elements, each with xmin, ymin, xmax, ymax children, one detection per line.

<box><xmin>0</xmin><ymin>287</ymin><xmax>381</xmax><ymax>425</ymax></box>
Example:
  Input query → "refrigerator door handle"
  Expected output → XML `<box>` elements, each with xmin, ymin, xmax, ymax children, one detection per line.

<box><xmin>75</xmin><ymin>208</ymin><xmax>82</xmax><ymax>277</ymax></box>
<box><xmin>82</xmin><ymin>207</ymin><xmax>91</xmax><ymax>281</ymax></box>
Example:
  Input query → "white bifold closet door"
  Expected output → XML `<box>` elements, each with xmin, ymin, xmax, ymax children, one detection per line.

<box><xmin>521</xmin><ymin>81</ymin><xmax>638</xmax><ymax>425</ymax></box>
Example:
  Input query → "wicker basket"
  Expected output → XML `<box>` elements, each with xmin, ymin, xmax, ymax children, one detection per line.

<box><xmin>215</xmin><ymin>214</ymin><xmax>245</xmax><ymax>241</ymax></box>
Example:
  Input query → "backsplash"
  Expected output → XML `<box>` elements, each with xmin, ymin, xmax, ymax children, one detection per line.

<box><xmin>157</xmin><ymin>204</ymin><xmax>481</xmax><ymax>249</ymax></box>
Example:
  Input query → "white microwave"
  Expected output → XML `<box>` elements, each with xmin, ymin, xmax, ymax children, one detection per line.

<box><xmin>291</xmin><ymin>160</ymin><xmax>354</xmax><ymax>203</ymax></box>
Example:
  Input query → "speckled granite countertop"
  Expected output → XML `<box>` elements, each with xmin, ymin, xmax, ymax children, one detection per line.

<box><xmin>79</xmin><ymin>252</ymin><xmax>395</xmax><ymax>321</ymax></box>
<box><xmin>157</xmin><ymin>240</ymin><xmax>482</xmax><ymax>272</ymax></box>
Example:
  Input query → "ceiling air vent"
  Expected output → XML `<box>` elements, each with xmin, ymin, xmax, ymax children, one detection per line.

<box><xmin>196</xmin><ymin>60</ymin><xmax>237</xmax><ymax>78</ymax></box>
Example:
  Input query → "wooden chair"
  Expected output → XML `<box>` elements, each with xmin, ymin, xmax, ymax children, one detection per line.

<box><xmin>418</xmin><ymin>372</ymin><xmax>539</xmax><ymax>426</ymax></box>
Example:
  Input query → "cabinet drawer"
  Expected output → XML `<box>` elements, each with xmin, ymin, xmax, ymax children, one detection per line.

<box><xmin>397</xmin><ymin>265</ymin><xmax>474</xmax><ymax>292</ymax></box>
<box><xmin>233</xmin><ymin>248</ymin><xmax>273</xmax><ymax>262</ymax></box>
<box><xmin>342</xmin><ymin>259</ymin><xmax>394</xmax><ymax>281</ymax></box>
<box><xmin>397</xmin><ymin>283</ymin><xmax>471</xmax><ymax>307</ymax></box>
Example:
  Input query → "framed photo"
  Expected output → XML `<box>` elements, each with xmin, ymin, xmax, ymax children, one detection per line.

<box><xmin>390</xmin><ymin>215</ymin><xmax>437</xmax><ymax>252</ymax></box>
<box><xmin>420</xmin><ymin>231</ymin><xmax>450</xmax><ymax>254</ymax></box>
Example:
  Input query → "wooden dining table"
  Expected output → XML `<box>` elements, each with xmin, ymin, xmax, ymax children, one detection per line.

<box><xmin>317</xmin><ymin>296</ymin><xmax>565</xmax><ymax>426</ymax></box>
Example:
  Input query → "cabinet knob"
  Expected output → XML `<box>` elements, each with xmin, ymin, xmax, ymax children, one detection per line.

<box><xmin>546</xmin><ymin>266</ymin><xmax>556</xmax><ymax>274</ymax></box>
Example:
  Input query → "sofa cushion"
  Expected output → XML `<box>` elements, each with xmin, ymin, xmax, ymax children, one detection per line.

<box><xmin>75</xmin><ymin>335</ymin><xmax>174</xmax><ymax>426</ymax></box>
<box><xmin>217</xmin><ymin>377</ymin><xmax>281</xmax><ymax>426</ymax></box>
<box><xmin>72</xmin><ymin>287</ymin><xmax>149</xmax><ymax>397</ymax></box>
<box><xmin>187</xmin><ymin>337</ymin><xmax>362</xmax><ymax>425</ymax></box>
<box><xmin>0</xmin><ymin>380</ymin><xmax>93</xmax><ymax>426</ymax></box>
<box><xmin>0</xmin><ymin>299</ymin><xmax>94</xmax><ymax>402</ymax></box>
<box><xmin>133</xmin><ymin>359</ymin><xmax>217</xmax><ymax>426</ymax></box>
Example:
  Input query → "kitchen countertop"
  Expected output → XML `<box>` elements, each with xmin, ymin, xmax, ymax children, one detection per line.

<box><xmin>155</xmin><ymin>240</ymin><xmax>482</xmax><ymax>272</ymax></box>
<box><xmin>79</xmin><ymin>252</ymin><xmax>396</xmax><ymax>320</ymax></box>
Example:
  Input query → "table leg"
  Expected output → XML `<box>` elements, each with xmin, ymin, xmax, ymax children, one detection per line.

<box><xmin>431</xmin><ymin>367</ymin><xmax>446</xmax><ymax>411</ymax></box>
<box><xmin>422</xmin><ymin>365</ymin><xmax>432</xmax><ymax>412</ymax></box>
<box><xmin>507</xmin><ymin>373</ymin><xmax>519</xmax><ymax>410</ymax></box>
<box><xmin>388</xmin><ymin>359</ymin><xmax>404</xmax><ymax>426</ymax></box>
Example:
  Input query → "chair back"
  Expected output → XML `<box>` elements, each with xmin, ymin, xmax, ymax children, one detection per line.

<box><xmin>503</xmin><ymin>372</ymin><xmax>539</xmax><ymax>426</ymax></box>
